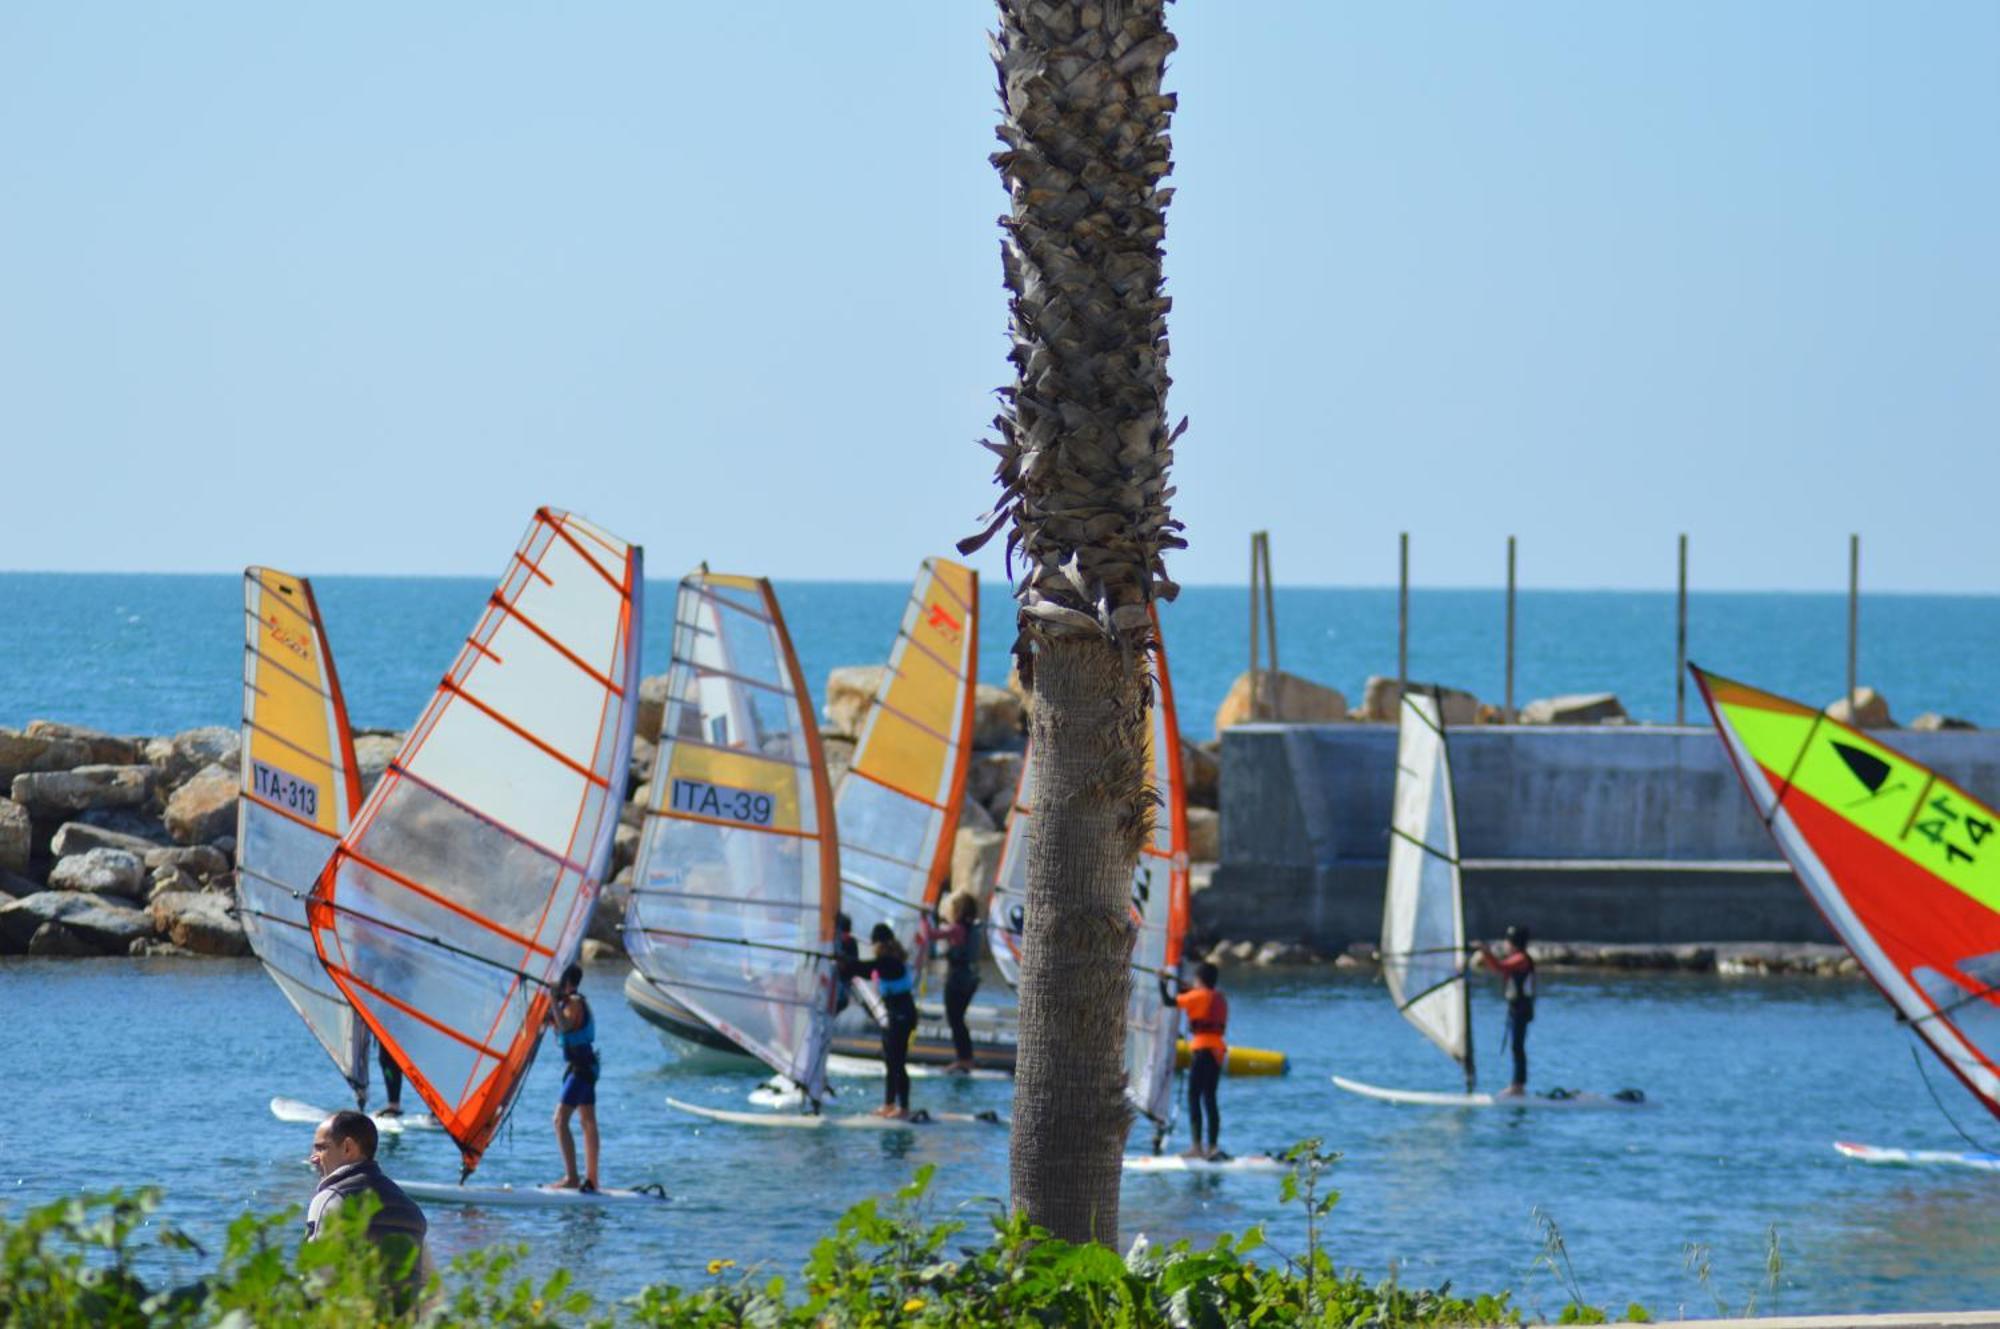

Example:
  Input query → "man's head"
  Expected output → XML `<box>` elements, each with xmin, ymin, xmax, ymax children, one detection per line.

<box><xmin>1195</xmin><ymin>961</ymin><xmax>1220</xmax><ymax>989</ymax></box>
<box><xmin>560</xmin><ymin>962</ymin><xmax>584</xmax><ymax>994</ymax></box>
<box><xmin>309</xmin><ymin>1110</ymin><xmax>378</xmax><ymax>1176</ymax></box>
<box><xmin>1505</xmin><ymin>924</ymin><xmax>1530</xmax><ymax>951</ymax></box>
<box><xmin>836</xmin><ymin>912</ymin><xmax>852</xmax><ymax>936</ymax></box>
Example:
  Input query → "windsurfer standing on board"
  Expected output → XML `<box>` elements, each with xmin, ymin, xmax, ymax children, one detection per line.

<box><xmin>1162</xmin><ymin>961</ymin><xmax>1228</xmax><ymax>1159</ymax></box>
<box><xmin>547</xmin><ymin>963</ymin><xmax>600</xmax><ymax>1191</ymax></box>
<box><xmin>841</xmin><ymin>924</ymin><xmax>919</xmax><ymax>1118</ymax></box>
<box><xmin>371</xmin><ymin>1038</ymin><xmax>405</xmax><ymax>1117</ymax></box>
<box><xmin>1476</xmin><ymin>925</ymin><xmax>1536</xmax><ymax>1097</ymax></box>
<box><xmin>914</xmin><ymin>892</ymin><xmax>983</xmax><ymax>1073</ymax></box>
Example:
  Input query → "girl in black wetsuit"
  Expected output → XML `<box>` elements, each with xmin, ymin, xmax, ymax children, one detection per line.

<box><xmin>844</xmin><ymin>924</ymin><xmax>918</xmax><ymax>1117</ymax></box>
<box><xmin>916</xmin><ymin>893</ymin><xmax>982</xmax><ymax>1073</ymax></box>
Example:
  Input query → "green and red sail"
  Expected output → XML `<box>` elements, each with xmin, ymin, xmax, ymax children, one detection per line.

<box><xmin>1694</xmin><ymin>666</ymin><xmax>2000</xmax><ymax>1119</ymax></box>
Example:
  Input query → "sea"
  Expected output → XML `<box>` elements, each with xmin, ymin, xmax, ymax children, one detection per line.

<box><xmin>2</xmin><ymin>573</ymin><xmax>1998</xmax><ymax>739</ymax></box>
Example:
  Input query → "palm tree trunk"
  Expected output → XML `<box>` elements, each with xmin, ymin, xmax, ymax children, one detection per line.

<box><xmin>1009</xmin><ymin>635</ymin><xmax>1149</xmax><ymax>1243</ymax></box>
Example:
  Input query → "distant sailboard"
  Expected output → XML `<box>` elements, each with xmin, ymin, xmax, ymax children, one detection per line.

<box><xmin>624</xmin><ymin>573</ymin><xmax>841</xmax><ymax>1108</ymax></box>
<box><xmin>1335</xmin><ymin>690</ymin><xmax>1646</xmax><ymax>1109</ymax></box>
<box><xmin>1833</xmin><ymin>1141</ymin><xmax>2000</xmax><ymax>1174</ymax></box>
<box><xmin>1694</xmin><ymin>665</ymin><xmax>2000</xmax><ymax>1153</ymax></box>
<box><xmin>666</xmin><ymin>1095</ymin><xmax>1005</xmax><ymax>1131</ymax></box>
<box><xmin>1122</xmin><ymin>1152</ymin><xmax>1287</xmax><ymax>1174</ymax></box>
<box><xmin>310</xmin><ymin>510</ymin><xmax>644</xmax><ymax>1178</ymax></box>
<box><xmin>398</xmin><ymin>1179</ymin><xmax>667</xmax><ymax>1208</ymax></box>
<box><xmin>269</xmin><ymin>1095</ymin><xmax>439</xmax><ymax>1134</ymax></box>
<box><xmin>237</xmin><ymin>569</ymin><xmax>374</xmax><ymax>1108</ymax></box>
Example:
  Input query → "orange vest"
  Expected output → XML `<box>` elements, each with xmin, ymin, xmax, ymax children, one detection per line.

<box><xmin>1176</xmin><ymin>988</ymin><xmax>1228</xmax><ymax>1059</ymax></box>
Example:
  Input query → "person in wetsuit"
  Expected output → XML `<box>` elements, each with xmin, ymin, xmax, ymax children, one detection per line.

<box><xmin>548</xmin><ymin>962</ymin><xmax>600</xmax><ymax>1191</ymax></box>
<box><xmin>832</xmin><ymin>912</ymin><xmax>861</xmax><ymax>1016</ymax></box>
<box><xmin>1477</xmin><ymin>924</ymin><xmax>1536</xmax><ymax>1096</ymax></box>
<box><xmin>374</xmin><ymin>1039</ymin><xmax>404</xmax><ymax>1116</ymax></box>
<box><xmin>843</xmin><ymin>923</ymin><xmax>918</xmax><ymax>1117</ymax></box>
<box><xmin>306</xmin><ymin>1109</ymin><xmax>430</xmax><ymax>1302</ymax></box>
<box><xmin>916</xmin><ymin>892</ymin><xmax>982</xmax><ymax>1073</ymax></box>
<box><xmin>1163</xmin><ymin>961</ymin><xmax>1229</xmax><ymax>1159</ymax></box>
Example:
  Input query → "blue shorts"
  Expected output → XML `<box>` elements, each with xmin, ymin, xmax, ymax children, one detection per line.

<box><xmin>561</xmin><ymin>1051</ymin><xmax>598</xmax><ymax>1107</ymax></box>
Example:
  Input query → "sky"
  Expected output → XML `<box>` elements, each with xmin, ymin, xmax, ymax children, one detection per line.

<box><xmin>2</xmin><ymin>3</ymin><xmax>1994</xmax><ymax>592</ymax></box>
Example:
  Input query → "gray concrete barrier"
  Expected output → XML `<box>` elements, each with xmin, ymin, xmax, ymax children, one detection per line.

<box><xmin>1205</xmin><ymin>723</ymin><xmax>2000</xmax><ymax>952</ymax></box>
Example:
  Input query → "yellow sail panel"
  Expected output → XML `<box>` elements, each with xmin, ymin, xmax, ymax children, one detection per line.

<box><xmin>835</xmin><ymin>559</ymin><xmax>978</xmax><ymax>940</ymax></box>
<box><xmin>625</xmin><ymin>573</ymin><xmax>841</xmax><ymax>1101</ymax></box>
<box><xmin>237</xmin><ymin>568</ymin><xmax>369</xmax><ymax>1101</ymax></box>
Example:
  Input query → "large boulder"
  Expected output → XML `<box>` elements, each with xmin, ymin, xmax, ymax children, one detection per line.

<box><xmin>972</xmin><ymin>684</ymin><xmax>1026</xmax><ymax>751</ymax></box>
<box><xmin>0</xmin><ymin>798</ymin><xmax>29</xmax><ymax>875</ymax></box>
<box><xmin>636</xmin><ymin>674</ymin><xmax>671</xmax><ymax>747</ymax></box>
<box><xmin>629</xmin><ymin>735</ymin><xmax>657</xmax><ymax>784</ymax></box>
<box><xmin>1187</xmin><ymin>807</ymin><xmax>1220</xmax><ymax>864</ymax></box>
<box><xmin>959</xmin><ymin>792</ymin><xmax>997</xmax><ymax>834</ymax></box>
<box><xmin>1354</xmin><ymin>676</ymin><xmax>1480</xmax><ymax>725</ymax></box>
<box><xmin>149</xmin><ymin>890</ymin><xmax>250</xmax><ymax>956</ymax></box>
<box><xmin>1181</xmin><ymin>740</ymin><xmax>1219</xmax><ymax>810</ymax></box>
<box><xmin>0</xmin><ymin>729</ymin><xmax>94</xmax><ymax>783</ymax></box>
<box><xmin>951</xmin><ymin>828</ymin><xmax>1007</xmax><ymax>903</ymax></box>
<box><xmin>164</xmin><ymin>764</ymin><xmax>239</xmax><ymax>845</ymax></box>
<box><xmin>1911</xmin><ymin>712</ymin><xmax>1976</xmax><ymax>732</ymax></box>
<box><xmin>1827</xmin><ymin>688</ymin><xmax>1894</xmax><ymax>729</ymax></box>
<box><xmin>47</xmin><ymin>847</ymin><xmax>146</xmax><ymax>899</ymax></box>
<box><xmin>24</xmin><ymin>721</ymin><xmax>138</xmax><ymax>766</ymax></box>
<box><xmin>1</xmin><ymin>890</ymin><xmax>151</xmax><ymax>955</ymax></box>
<box><xmin>353</xmin><ymin>733</ymin><xmax>401</xmax><ymax>797</ymax></box>
<box><xmin>1216</xmin><ymin>670</ymin><xmax>1349</xmax><ymax>730</ymax></box>
<box><xmin>28</xmin><ymin>922</ymin><xmax>97</xmax><ymax>957</ymax></box>
<box><xmin>144</xmin><ymin>843</ymin><xmax>232</xmax><ymax>883</ymax></box>
<box><xmin>1518</xmin><ymin>692</ymin><xmax>1629</xmax><ymax>726</ymax></box>
<box><xmin>589</xmin><ymin>873</ymin><xmax>632</xmax><ymax>945</ymax></box>
<box><xmin>10</xmin><ymin>765</ymin><xmax>153</xmax><ymax>817</ymax></box>
<box><xmin>612</xmin><ymin>822</ymin><xmax>641</xmax><ymax>877</ymax></box>
<box><xmin>822</xmin><ymin>666</ymin><xmax>887</xmax><ymax>740</ymax></box>
<box><xmin>967</xmin><ymin>751</ymin><xmax>1025</xmax><ymax>825</ymax></box>
<box><xmin>51</xmin><ymin>820</ymin><xmax>166</xmax><ymax>860</ymax></box>
<box><xmin>145</xmin><ymin>727</ymin><xmax>239</xmax><ymax>793</ymax></box>
<box><xmin>821</xmin><ymin>736</ymin><xmax>858</xmax><ymax>792</ymax></box>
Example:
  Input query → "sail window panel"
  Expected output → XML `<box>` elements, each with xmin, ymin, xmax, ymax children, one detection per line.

<box><xmin>330</xmin><ymin>850</ymin><xmax>539</xmax><ymax>983</ymax></box>
<box><xmin>852</xmin><ymin>706</ymin><xmax>950</xmax><ymax>809</ymax></box>
<box><xmin>509</xmin><ymin>526</ymin><xmax>627</xmax><ymax>676</ymax></box>
<box><xmin>835</xmin><ymin>777</ymin><xmax>939</xmax><ymax>916</ymax></box>
<box><xmin>242</xmin><ymin>812</ymin><xmax>339</xmax><ymax>903</ymax></box>
<box><xmin>265</xmin><ymin>964</ymin><xmax>361</xmax><ymax>1055</ymax></box>
<box><xmin>354</xmin><ymin>777</ymin><xmax>570</xmax><ymax>946</ymax></box>
<box><xmin>403</xmin><ymin>702</ymin><xmax>593</xmax><ymax>861</ymax></box>
<box><xmin>464</xmin><ymin>612</ymin><xmax>620</xmax><ymax>773</ymax></box>
<box><xmin>329</xmin><ymin>892</ymin><xmax>525</xmax><ymax>1057</ymax></box>
<box><xmin>636</xmin><ymin>817</ymin><xmax>819</xmax><ymax>928</ymax></box>
<box><xmin>689</xmin><ymin>595</ymin><xmax>785</xmax><ymax>688</ymax></box>
<box><xmin>668</xmin><ymin>665</ymin><xmax>804</xmax><ymax>763</ymax></box>
<box><xmin>366</xmin><ymin>998</ymin><xmax>484</xmax><ymax>1124</ymax></box>
<box><xmin>839</xmin><ymin>842</ymin><xmax>926</xmax><ymax>916</ymax></box>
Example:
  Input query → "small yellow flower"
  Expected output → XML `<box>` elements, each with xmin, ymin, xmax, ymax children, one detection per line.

<box><xmin>706</xmin><ymin>1258</ymin><xmax>736</xmax><ymax>1276</ymax></box>
<box><xmin>902</xmin><ymin>1298</ymin><xmax>925</xmax><ymax>1313</ymax></box>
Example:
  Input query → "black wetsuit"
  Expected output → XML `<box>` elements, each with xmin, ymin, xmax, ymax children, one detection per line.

<box><xmin>376</xmin><ymin>1039</ymin><xmax>403</xmax><ymax>1110</ymax></box>
<box><xmin>845</xmin><ymin>952</ymin><xmax>917</xmax><ymax>1110</ymax></box>
<box><xmin>833</xmin><ymin>933</ymin><xmax>860</xmax><ymax>1015</ymax></box>
<box><xmin>939</xmin><ymin>921</ymin><xmax>981</xmax><ymax>1064</ymax></box>
<box><xmin>1503</xmin><ymin>954</ymin><xmax>1536</xmax><ymax>1089</ymax></box>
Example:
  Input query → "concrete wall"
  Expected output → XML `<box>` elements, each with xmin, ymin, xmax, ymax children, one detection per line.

<box><xmin>1205</xmin><ymin>723</ymin><xmax>2000</xmax><ymax>950</ymax></box>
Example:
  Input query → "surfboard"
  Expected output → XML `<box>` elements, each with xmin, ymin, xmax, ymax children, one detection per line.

<box><xmin>748</xmin><ymin>1061</ymin><xmax>1009</xmax><ymax>1106</ymax></box>
<box><xmin>270</xmin><ymin>1096</ymin><xmax>441</xmax><ymax>1134</ymax></box>
<box><xmin>1332</xmin><ymin>1075</ymin><xmax>1651</xmax><ymax>1110</ymax></box>
<box><xmin>667</xmin><ymin>1095</ymin><xmax>1007</xmax><ymax>1130</ymax></box>
<box><xmin>1122</xmin><ymin>1152</ymin><xmax>1287</xmax><ymax>1174</ymax></box>
<box><xmin>1834</xmin><ymin>1140</ymin><xmax>2000</xmax><ymax>1173</ymax></box>
<box><xmin>398</xmin><ymin>1179</ymin><xmax>668</xmax><ymax>1208</ymax></box>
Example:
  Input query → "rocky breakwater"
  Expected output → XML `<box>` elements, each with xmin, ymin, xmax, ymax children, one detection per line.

<box><xmin>0</xmin><ymin>722</ymin><xmax>250</xmax><ymax>959</ymax></box>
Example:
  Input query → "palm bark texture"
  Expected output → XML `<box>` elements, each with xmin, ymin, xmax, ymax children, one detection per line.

<box><xmin>959</xmin><ymin>0</ymin><xmax>1183</xmax><ymax>1245</ymax></box>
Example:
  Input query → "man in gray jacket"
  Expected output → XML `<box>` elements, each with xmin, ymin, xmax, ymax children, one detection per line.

<box><xmin>306</xmin><ymin>1110</ymin><xmax>430</xmax><ymax>1296</ymax></box>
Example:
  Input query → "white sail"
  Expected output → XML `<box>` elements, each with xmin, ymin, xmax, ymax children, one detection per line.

<box><xmin>1381</xmin><ymin>689</ymin><xmax>1473</xmax><ymax>1086</ymax></box>
<box><xmin>1125</xmin><ymin>617</ymin><xmax>1191</xmax><ymax>1131</ymax></box>
<box><xmin>310</xmin><ymin>509</ymin><xmax>643</xmax><ymax>1174</ymax></box>
<box><xmin>237</xmin><ymin>568</ymin><xmax>369</xmax><ymax>1102</ymax></box>
<box><xmin>624</xmin><ymin>573</ymin><xmax>840</xmax><ymax>1103</ymax></box>
<box><xmin>985</xmin><ymin>749</ymin><xmax>1034</xmax><ymax>989</ymax></box>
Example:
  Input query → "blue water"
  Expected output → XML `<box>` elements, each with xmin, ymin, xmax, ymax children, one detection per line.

<box><xmin>3</xmin><ymin>959</ymin><xmax>1997</xmax><ymax>1318</ymax></box>
<box><xmin>2</xmin><ymin>574</ymin><xmax>1997</xmax><ymax>740</ymax></box>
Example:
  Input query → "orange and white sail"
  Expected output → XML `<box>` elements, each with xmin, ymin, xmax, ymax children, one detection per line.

<box><xmin>237</xmin><ymin>569</ymin><xmax>369</xmax><ymax>1103</ymax></box>
<box><xmin>624</xmin><ymin>573</ymin><xmax>841</xmax><ymax>1102</ymax></box>
<box><xmin>835</xmin><ymin>558</ymin><xmax>978</xmax><ymax>942</ymax></box>
<box><xmin>309</xmin><ymin>510</ymin><xmax>643</xmax><ymax>1174</ymax></box>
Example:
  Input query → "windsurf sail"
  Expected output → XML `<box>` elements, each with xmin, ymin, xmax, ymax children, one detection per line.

<box><xmin>1126</xmin><ymin>612</ymin><xmax>1192</xmax><ymax>1131</ymax></box>
<box><xmin>623</xmin><ymin>573</ymin><xmax>841</xmax><ymax>1103</ymax></box>
<box><xmin>986</xmin><ymin>747</ymin><xmax>1035</xmax><ymax>988</ymax></box>
<box><xmin>237</xmin><ymin>569</ymin><xmax>370</xmax><ymax>1104</ymax></box>
<box><xmin>309</xmin><ymin>510</ymin><xmax>643</xmax><ymax>1175</ymax></box>
<box><xmin>835</xmin><ymin>559</ymin><xmax>978</xmax><ymax>941</ymax></box>
<box><xmin>1695</xmin><ymin>666</ymin><xmax>2000</xmax><ymax>1119</ymax></box>
<box><xmin>1381</xmin><ymin>689</ymin><xmax>1474</xmax><ymax>1090</ymax></box>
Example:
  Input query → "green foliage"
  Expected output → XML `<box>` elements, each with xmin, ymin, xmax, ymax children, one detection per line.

<box><xmin>2</xmin><ymin>1146</ymin><xmax>1667</xmax><ymax>1327</ymax></box>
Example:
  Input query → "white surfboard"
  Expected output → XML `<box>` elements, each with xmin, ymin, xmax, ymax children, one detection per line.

<box><xmin>748</xmin><ymin>1061</ymin><xmax>1010</xmax><ymax>1105</ymax></box>
<box><xmin>1122</xmin><ymin>1153</ymin><xmax>1287</xmax><ymax>1174</ymax></box>
<box><xmin>668</xmin><ymin>1095</ymin><xmax>1008</xmax><ymax>1131</ymax></box>
<box><xmin>398</xmin><ymin>1180</ymin><xmax>668</xmax><ymax>1208</ymax></box>
<box><xmin>1834</xmin><ymin>1140</ymin><xmax>2000</xmax><ymax>1173</ymax></box>
<box><xmin>1332</xmin><ymin>1075</ymin><xmax>1652</xmax><ymax>1110</ymax></box>
<box><xmin>270</xmin><ymin>1096</ymin><xmax>441</xmax><ymax>1134</ymax></box>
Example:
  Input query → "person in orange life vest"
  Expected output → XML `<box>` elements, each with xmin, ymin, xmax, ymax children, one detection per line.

<box><xmin>1161</xmin><ymin>961</ymin><xmax>1228</xmax><ymax>1158</ymax></box>
<box><xmin>1476</xmin><ymin>924</ymin><xmax>1536</xmax><ymax>1097</ymax></box>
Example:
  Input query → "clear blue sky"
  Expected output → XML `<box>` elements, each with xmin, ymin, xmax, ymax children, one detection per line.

<box><xmin>3</xmin><ymin>3</ymin><xmax>1993</xmax><ymax>592</ymax></box>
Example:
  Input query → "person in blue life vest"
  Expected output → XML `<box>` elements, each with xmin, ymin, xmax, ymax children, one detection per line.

<box><xmin>306</xmin><ymin>1109</ymin><xmax>430</xmax><ymax>1300</ymax></box>
<box><xmin>914</xmin><ymin>892</ymin><xmax>983</xmax><ymax>1073</ymax></box>
<box><xmin>841</xmin><ymin>923</ymin><xmax>919</xmax><ymax>1118</ymax></box>
<box><xmin>547</xmin><ymin>963</ymin><xmax>600</xmax><ymax>1191</ymax></box>
<box><xmin>1476</xmin><ymin>924</ymin><xmax>1537</xmax><ymax>1096</ymax></box>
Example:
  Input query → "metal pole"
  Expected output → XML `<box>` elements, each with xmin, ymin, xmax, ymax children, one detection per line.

<box><xmin>1847</xmin><ymin>533</ymin><xmax>1859</xmax><ymax>710</ymax></box>
<box><xmin>1675</xmin><ymin>533</ymin><xmax>1688</xmax><ymax>725</ymax></box>
<box><xmin>1398</xmin><ymin>532</ymin><xmax>1409</xmax><ymax>691</ymax></box>
<box><xmin>1505</xmin><ymin>536</ymin><xmax>1516</xmax><ymax>722</ymax></box>
<box><xmin>1248</xmin><ymin>532</ymin><xmax>1262</xmax><ymax>720</ymax></box>
<box><xmin>1260</xmin><ymin>533</ymin><xmax>1278</xmax><ymax>677</ymax></box>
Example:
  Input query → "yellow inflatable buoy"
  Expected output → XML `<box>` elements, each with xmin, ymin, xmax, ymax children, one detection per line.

<box><xmin>1176</xmin><ymin>1040</ymin><xmax>1289</xmax><ymax>1076</ymax></box>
